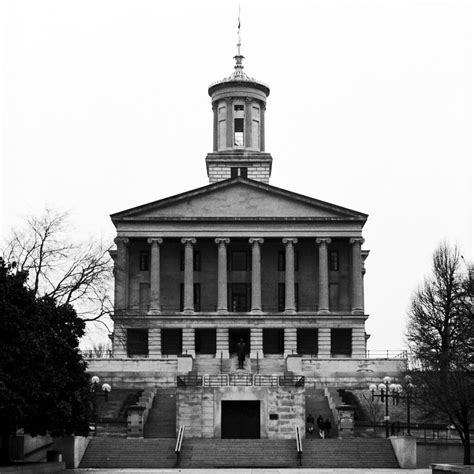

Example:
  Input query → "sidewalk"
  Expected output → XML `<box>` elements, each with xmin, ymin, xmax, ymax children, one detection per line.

<box><xmin>71</xmin><ymin>469</ymin><xmax>433</xmax><ymax>473</ymax></box>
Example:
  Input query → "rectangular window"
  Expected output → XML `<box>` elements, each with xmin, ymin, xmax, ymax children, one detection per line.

<box><xmin>331</xmin><ymin>328</ymin><xmax>352</xmax><ymax>357</ymax></box>
<box><xmin>195</xmin><ymin>328</ymin><xmax>216</xmax><ymax>354</ymax></box>
<box><xmin>231</xmin><ymin>250</ymin><xmax>249</xmax><ymax>271</ymax></box>
<box><xmin>330</xmin><ymin>251</ymin><xmax>339</xmax><ymax>271</ymax></box>
<box><xmin>277</xmin><ymin>251</ymin><xmax>299</xmax><ymax>271</ymax></box>
<box><xmin>234</xmin><ymin>118</ymin><xmax>244</xmax><ymax>146</ymax></box>
<box><xmin>179</xmin><ymin>250</ymin><xmax>201</xmax><ymax>271</ymax></box>
<box><xmin>179</xmin><ymin>283</ymin><xmax>201</xmax><ymax>311</ymax></box>
<box><xmin>240</xmin><ymin>167</ymin><xmax>248</xmax><ymax>178</ymax></box>
<box><xmin>139</xmin><ymin>251</ymin><xmax>149</xmax><ymax>271</ymax></box>
<box><xmin>297</xmin><ymin>328</ymin><xmax>318</xmax><ymax>355</ymax></box>
<box><xmin>127</xmin><ymin>329</ymin><xmax>149</xmax><ymax>357</ymax></box>
<box><xmin>234</xmin><ymin>104</ymin><xmax>244</xmax><ymax>111</ymax></box>
<box><xmin>228</xmin><ymin>283</ymin><xmax>250</xmax><ymax>312</ymax></box>
<box><xmin>263</xmin><ymin>328</ymin><xmax>284</xmax><ymax>354</ymax></box>
<box><xmin>161</xmin><ymin>328</ymin><xmax>182</xmax><ymax>355</ymax></box>
<box><xmin>231</xmin><ymin>167</ymin><xmax>238</xmax><ymax>178</ymax></box>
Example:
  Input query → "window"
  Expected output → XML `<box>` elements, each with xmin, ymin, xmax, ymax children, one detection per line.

<box><xmin>331</xmin><ymin>328</ymin><xmax>352</xmax><ymax>357</ymax></box>
<box><xmin>330</xmin><ymin>251</ymin><xmax>339</xmax><ymax>271</ymax></box>
<box><xmin>231</xmin><ymin>167</ymin><xmax>248</xmax><ymax>178</ymax></box>
<box><xmin>234</xmin><ymin>104</ymin><xmax>244</xmax><ymax>111</ymax></box>
<box><xmin>139</xmin><ymin>251</ymin><xmax>149</xmax><ymax>271</ymax></box>
<box><xmin>179</xmin><ymin>250</ymin><xmax>201</xmax><ymax>271</ymax></box>
<box><xmin>195</xmin><ymin>329</ymin><xmax>216</xmax><ymax>354</ymax></box>
<box><xmin>228</xmin><ymin>283</ymin><xmax>250</xmax><ymax>312</ymax></box>
<box><xmin>263</xmin><ymin>328</ymin><xmax>284</xmax><ymax>354</ymax></box>
<box><xmin>179</xmin><ymin>283</ymin><xmax>201</xmax><ymax>311</ymax></box>
<box><xmin>277</xmin><ymin>251</ymin><xmax>299</xmax><ymax>271</ymax></box>
<box><xmin>127</xmin><ymin>329</ymin><xmax>149</xmax><ymax>357</ymax></box>
<box><xmin>161</xmin><ymin>329</ymin><xmax>182</xmax><ymax>355</ymax></box>
<box><xmin>297</xmin><ymin>329</ymin><xmax>318</xmax><ymax>355</ymax></box>
<box><xmin>231</xmin><ymin>250</ymin><xmax>249</xmax><ymax>271</ymax></box>
<box><xmin>234</xmin><ymin>118</ymin><xmax>244</xmax><ymax>146</ymax></box>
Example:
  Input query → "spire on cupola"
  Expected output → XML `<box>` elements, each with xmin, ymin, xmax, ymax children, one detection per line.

<box><xmin>205</xmin><ymin>8</ymin><xmax>273</xmax><ymax>184</ymax></box>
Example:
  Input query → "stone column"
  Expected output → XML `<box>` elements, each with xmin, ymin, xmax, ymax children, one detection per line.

<box><xmin>260</xmin><ymin>103</ymin><xmax>265</xmax><ymax>151</ymax></box>
<box><xmin>225</xmin><ymin>98</ymin><xmax>233</xmax><ymax>148</ymax></box>
<box><xmin>249</xmin><ymin>238</ymin><xmax>264</xmax><ymax>313</ymax></box>
<box><xmin>182</xmin><ymin>328</ymin><xmax>196</xmax><ymax>358</ymax></box>
<box><xmin>112</xmin><ymin>324</ymin><xmax>127</xmax><ymax>358</ymax></box>
<box><xmin>215</xmin><ymin>238</ymin><xmax>230</xmax><ymax>313</ymax></box>
<box><xmin>114</xmin><ymin>237</ymin><xmax>129</xmax><ymax>311</ymax></box>
<box><xmin>149</xmin><ymin>328</ymin><xmax>162</xmax><ymax>357</ymax></box>
<box><xmin>283</xmin><ymin>238</ymin><xmax>298</xmax><ymax>314</ymax></box>
<box><xmin>216</xmin><ymin>328</ymin><xmax>229</xmax><ymax>359</ymax></box>
<box><xmin>318</xmin><ymin>327</ymin><xmax>331</xmax><ymax>358</ymax></box>
<box><xmin>284</xmin><ymin>328</ymin><xmax>297</xmax><ymax>357</ymax></box>
<box><xmin>147</xmin><ymin>238</ymin><xmax>163</xmax><ymax>314</ymax></box>
<box><xmin>181</xmin><ymin>238</ymin><xmax>196</xmax><ymax>313</ymax></box>
<box><xmin>245</xmin><ymin>97</ymin><xmax>252</xmax><ymax>148</ymax></box>
<box><xmin>316</xmin><ymin>238</ymin><xmax>331</xmax><ymax>313</ymax></box>
<box><xmin>212</xmin><ymin>101</ymin><xmax>218</xmax><ymax>151</ymax></box>
<box><xmin>352</xmin><ymin>327</ymin><xmax>366</xmax><ymax>357</ymax></box>
<box><xmin>350</xmin><ymin>238</ymin><xmax>365</xmax><ymax>313</ymax></box>
<box><xmin>250</xmin><ymin>327</ymin><xmax>263</xmax><ymax>359</ymax></box>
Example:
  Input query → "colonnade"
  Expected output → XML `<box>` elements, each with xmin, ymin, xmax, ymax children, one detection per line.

<box><xmin>113</xmin><ymin>237</ymin><xmax>365</xmax><ymax>314</ymax></box>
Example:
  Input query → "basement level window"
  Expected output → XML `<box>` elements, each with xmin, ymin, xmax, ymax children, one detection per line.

<box><xmin>231</xmin><ymin>167</ymin><xmax>248</xmax><ymax>178</ymax></box>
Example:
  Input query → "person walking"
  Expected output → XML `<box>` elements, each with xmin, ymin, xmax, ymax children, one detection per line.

<box><xmin>306</xmin><ymin>414</ymin><xmax>315</xmax><ymax>434</ymax></box>
<box><xmin>316</xmin><ymin>415</ymin><xmax>325</xmax><ymax>438</ymax></box>
<box><xmin>324</xmin><ymin>418</ymin><xmax>332</xmax><ymax>438</ymax></box>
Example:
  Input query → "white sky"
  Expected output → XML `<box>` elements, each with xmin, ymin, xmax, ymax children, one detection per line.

<box><xmin>1</xmin><ymin>0</ymin><xmax>472</xmax><ymax>351</ymax></box>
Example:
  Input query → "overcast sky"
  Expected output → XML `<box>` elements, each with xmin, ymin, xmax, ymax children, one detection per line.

<box><xmin>1</xmin><ymin>0</ymin><xmax>472</xmax><ymax>351</ymax></box>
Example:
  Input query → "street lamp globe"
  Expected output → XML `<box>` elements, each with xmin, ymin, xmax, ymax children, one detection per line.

<box><xmin>383</xmin><ymin>376</ymin><xmax>392</xmax><ymax>385</ymax></box>
<box><xmin>378</xmin><ymin>383</ymin><xmax>385</xmax><ymax>391</ymax></box>
<box><xmin>369</xmin><ymin>384</ymin><xmax>377</xmax><ymax>392</ymax></box>
<box><xmin>91</xmin><ymin>376</ymin><xmax>100</xmax><ymax>384</ymax></box>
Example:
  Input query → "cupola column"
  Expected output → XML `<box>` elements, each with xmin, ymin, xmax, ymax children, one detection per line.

<box><xmin>350</xmin><ymin>238</ymin><xmax>365</xmax><ymax>313</ymax></box>
<box><xmin>215</xmin><ymin>238</ymin><xmax>230</xmax><ymax>313</ymax></box>
<box><xmin>260</xmin><ymin>103</ymin><xmax>266</xmax><ymax>151</ymax></box>
<box><xmin>316</xmin><ymin>238</ymin><xmax>331</xmax><ymax>313</ymax></box>
<box><xmin>181</xmin><ymin>238</ymin><xmax>197</xmax><ymax>313</ymax></box>
<box><xmin>212</xmin><ymin>102</ymin><xmax>218</xmax><ymax>151</ymax></box>
<box><xmin>114</xmin><ymin>237</ymin><xmax>129</xmax><ymax>311</ymax></box>
<box><xmin>147</xmin><ymin>237</ymin><xmax>163</xmax><ymax>314</ymax></box>
<box><xmin>225</xmin><ymin>98</ymin><xmax>233</xmax><ymax>148</ymax></box>
<box><xmin>245</xmin><ymin>97</ymin><xmax>252</xmax><ymax>148</ymax></box>
<box><xmin>249</xmin><ymin>238</ymin><xmax>264</xmax><ymax>313</ymax></box>
<box><xmin>283</xmin><ymin>238</ymin><xmax>298</xmax><ymax>314</ymax></box>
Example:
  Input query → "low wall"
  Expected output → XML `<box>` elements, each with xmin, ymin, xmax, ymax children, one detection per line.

<box><xmin>9</xmin><ymin>435</ymin><xmax>52</xmax><ymax>461</ymax></box>
<box><xmin>390</xmin><ymin>436</ymin><xmax>417</xmax><ymax>468</ymax></box>
<box><xmin>299</xmin><ymin>358</ymin><xmax>405</xmax><ymax>385</ymax></box>
<box><xmin>52</xmin><ymin>436</ymin><xmax>90</xmax><ymax>469</ymax></box>
<box><xmin>417</xmin><ymin>441</ymin><xmax>471</xmax><ymax>468</ymax></box>
<box><xmin>86</xmin><ymin>358</ymin><xmax>179</xmax><ymax>387</ymax></box>
<box><xmin>0</xmin><ymin>462</ymin><xmax>65</xmax><ymax>473</ymax></box>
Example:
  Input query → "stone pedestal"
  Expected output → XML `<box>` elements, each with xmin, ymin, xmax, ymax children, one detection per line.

<box><xmin>336</xmin><ymin>404</ymin><xmax>355</xmax><ymax>438</ymax></box>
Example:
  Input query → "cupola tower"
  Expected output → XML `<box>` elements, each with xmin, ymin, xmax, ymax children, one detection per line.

<box><xmin>206</xmin><ymin>29</ymin><xmax>273</xmax><ymax>183</ymax></box>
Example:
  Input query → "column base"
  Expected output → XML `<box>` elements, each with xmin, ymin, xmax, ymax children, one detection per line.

<box><xmin>182</xmin><ymin>350</ymin><xmax>196</xmax><ymax>358</ymax></box>
<box><xmin>284</xmin><ymin>309</ymin><xmax>296</xmax><ymax>315</ymax></box>
<box><xmin>183</xmin><ymin>309</ymin><xmax>195</xmax><ymax>314</ymax></box>
<box><xmin>217</xmin><ymin>350</ymin><xmax>230</xmax><ymax>359</ymax></box>
<box><xmin>317</xmin><ymin>309</ymin><xmax>330</xmax><ymax>314</ymax></box>
<box><xmin>217</xmin><ymin>309</ymin><xmax>229</xmax><ymax>314</ymax></box>
<box><xmin>351</xmin><ymin>309</ymin><xmax>364</xmax><ymax>314</ymax></box>
<box><xmin>147</xmin><ymin>308</ymin><xmax>161</xmax><ymax>315</ymax></box>
<box><xmin>149</xmin><ymin>352</ymin><xmax>162</xmax><ymax>358</ymax></box>
<box><xmin>251</xmin><ymin>309</ymin><xmax>263</xmax><ymax>314</ymax></box>
<box><xmin>284</xmin><ymin>351</ymin><xmax>297</xmax><ymax>358</ymax></box>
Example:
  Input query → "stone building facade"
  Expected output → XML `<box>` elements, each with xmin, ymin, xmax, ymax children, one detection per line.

<box><xmin>95</xmin><ymin>45</ymin><xmax>403</xmax><ymax>439</ymax></box>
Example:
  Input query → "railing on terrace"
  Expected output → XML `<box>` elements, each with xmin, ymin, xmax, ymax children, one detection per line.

<box><xmin>177</xmin><ymin>374</ymin><xmax>305</xmax><ymax>388</ymax></box>
<box><xmin>81</xmin><ymin>349</ymin><xmax>113</xmax><ymax>359</ymax></box>
<box><xmin>366</xmin><ymin>350</ymin><xmax>408</xmax><ymax>359</ymax></box>
<box><xmin>356</xmin><ymin>421</ymin><xmax>474</xmax><ymax>442</ymax></box>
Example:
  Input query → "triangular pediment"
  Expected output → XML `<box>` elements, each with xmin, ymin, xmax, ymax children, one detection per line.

<box><xmin>111</xmin><ymin>178</ymin><xmax>367</xmax><ymax>222</ymax></box>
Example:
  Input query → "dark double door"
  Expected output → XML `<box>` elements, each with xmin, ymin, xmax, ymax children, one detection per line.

<box><xmin>221</xmin><ymin>401</ymin><xmax>260</xmax><ymax>439</ymax></box>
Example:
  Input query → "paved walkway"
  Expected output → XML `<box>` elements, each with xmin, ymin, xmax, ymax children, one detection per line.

<box><xmin>72</xmin><ymin>469</ymin><xmax>433</xmax><ymax>473</ymax></box>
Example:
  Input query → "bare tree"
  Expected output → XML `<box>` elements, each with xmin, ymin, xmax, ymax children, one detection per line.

<box><xmin>1</xmin><ymin>209</ymin><xmax>113</xmax><ymax>328</ymax></box>
<box><xmin>407</xmin><ymin>242</ymin><xmax>473</xmax><ymax>465</ymax></box>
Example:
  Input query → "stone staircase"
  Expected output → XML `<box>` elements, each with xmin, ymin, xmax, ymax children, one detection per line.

<box><xmin>305</xmin><ymin>387</ymin><xmax>338</xmax><ymax>438</ymax></box>
<box><xmin>80</xmin><ymin>437</ymin><xmax>399</xmax><ymax>469</ymax></box>
<box><xmin>144</xmin><ymin>387</ymin><xmax>177</xmax><ymax>438</ymax></box>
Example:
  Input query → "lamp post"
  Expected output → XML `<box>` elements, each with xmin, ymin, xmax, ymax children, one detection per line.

<box><xmin>396</xmin><ymin>375</ymin><xmax>416</xmax><ymax>436</ymax></box>
<box><xmin>90</xmin><ymin>376</ymin><xmax>112</xmax><ymax>434</ymax></box>
<box><xmin>369</xmin><ymin>376</ymin><xmax>399</xmax><ymax>438</ymax></box>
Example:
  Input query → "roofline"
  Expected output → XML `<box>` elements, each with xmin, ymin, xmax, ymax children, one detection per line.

<box><xmin>110</xmin><ymin>177</ymin><xmax>368</xmax><ymax>222</ymax></box>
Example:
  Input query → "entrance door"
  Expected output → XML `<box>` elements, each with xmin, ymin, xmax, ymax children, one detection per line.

<box><xmin>229</xmin><ymin>328</ymin><xmax>250</xmax><ymax>355</ymax></box>
<box><xmin>263</xmin><ymin>328</ymin><xmax>284</xmax><ymax>354</ymax></box>
<box><xmin>221</xmin><ymin>401</ymin><xmax>260</xmax><ymax>439</ymax></box>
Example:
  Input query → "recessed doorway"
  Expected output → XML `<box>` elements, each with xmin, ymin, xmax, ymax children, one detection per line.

<box><xmin>229</xmin><ymin>328</ymin><xmax>250</xmax><ymax>355</ymax></box>
<box><xmin>221</xmin><ymin>401</ymin><xmax>260</xmax><ymax>439</ymax></box>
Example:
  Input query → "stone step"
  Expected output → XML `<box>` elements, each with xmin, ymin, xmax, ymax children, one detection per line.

<box><xmin>144</xmin><ymin>388</ymin><xmax>176</xmax><ymax>438</ymax></box>
<box><xmin>80</xmin><ymin>437</ymin><xmax>399</xmax><ymax>469</ymax></box>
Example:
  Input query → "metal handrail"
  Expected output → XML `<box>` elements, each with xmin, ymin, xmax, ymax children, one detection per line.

<box><xmin>256</xmin><ymin>352</ymin><xmax>260</xmax><ymax>373</ymax></box>
<box><xmin>220</xmin><ymin>351</ymin><xmax>223</xmax><ymax>374</ymax></box>
<box><xmin>175</xmin><ymin>425</ymin><xmax>185</xmax><ymax>466</ymax></box>
<box><xmin>295</xmin><ymin>425</ymin><xmax>303</xmax><ymax>466</ymax></box>
<box><xmin>279</xmin><ymin>375</ymin><xmax>305</xmax><ymax>387</ymax></box>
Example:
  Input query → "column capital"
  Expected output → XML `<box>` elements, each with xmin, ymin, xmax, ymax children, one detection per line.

<box><xmin>349</xmin><ymin>237</ymin><xmax>365</xmax><ymax>245</ymax></box>
<box><xmin>215</xmin><ymin>238</ymin><xmax>230</xmax><ymax>246</ymax></box>
<box><xmin>181</xmin><ymin>238</ymin><xmax>197</xmax><ymax>246</ymax></box>
<box><xmin>245</xmin><ymin>96</ymin><xmax>253</xmax><ymax>103</ymax></box>
<box><xmin>282</xmin><ymin>238</ymin><xmax>298</xmax><ymax>246</ymax></box>
<box><xmin>147</xmin><ymin>237</ymin><xmax>163</xmax><ymax>246</ymax></box>
<box><xmin>225</xmin><ymin>97</ymin><xmax>233</xmax><ymax>105</ymax></box>
<box><xmin>114</xmin><ymin>237</ymin><xmax>129</xmax><ymax>246</ymax></box>
<box><xmin>316</xmin><ymin>237</ymin><xmax>331</xmax><ymax>245</ymax></box>
<box><xmin>212</xmin><ymin>101</ymin><xmax>218</xmax><ymax>111</ymax></box>
<box><xmin>249</xmin><ymin>237</ymin><xmax>264</xmax><ymax>245</ymax></box>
